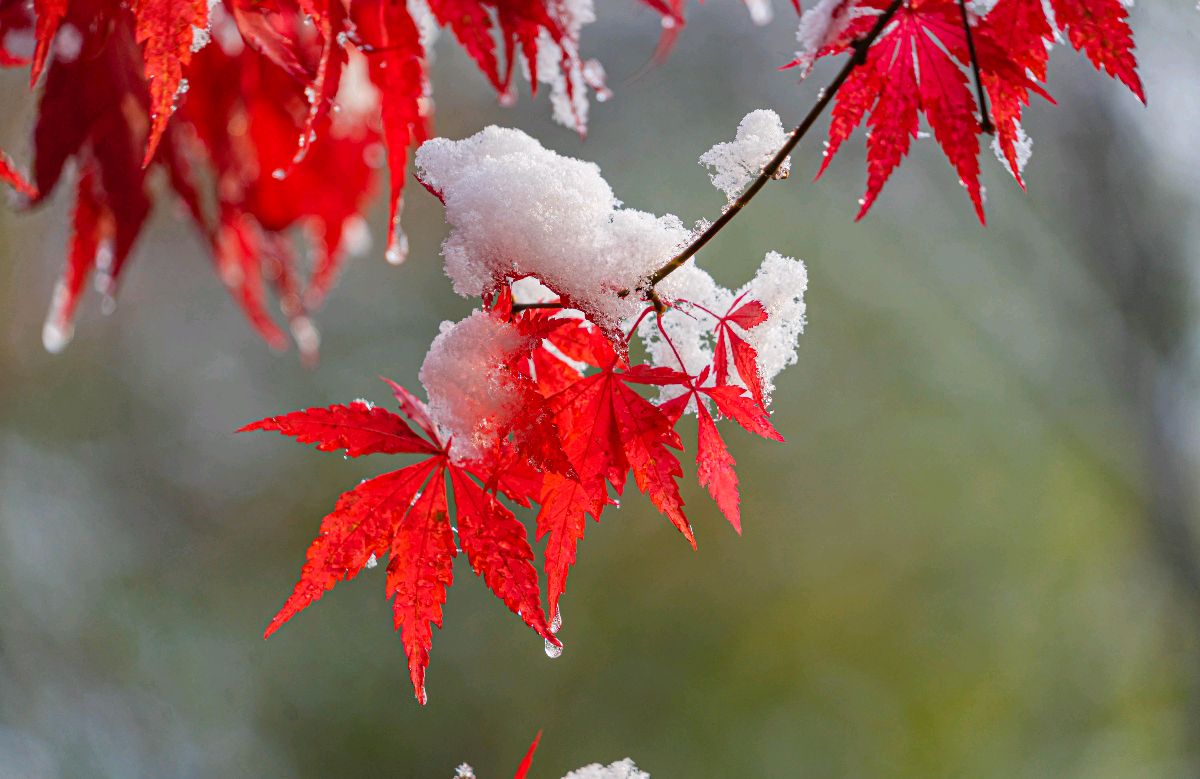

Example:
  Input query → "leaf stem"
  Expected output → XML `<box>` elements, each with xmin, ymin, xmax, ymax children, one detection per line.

<box><xmin>957</xmin><ymin>0</ymin><xmax>995</xmax><ymax>135</ymax></box>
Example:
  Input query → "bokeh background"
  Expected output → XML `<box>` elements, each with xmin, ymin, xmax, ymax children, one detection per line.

<box><xmin>2</xmin><ymin>3</ymin><xmax>1199</xmax><ymax>777</ymax></box>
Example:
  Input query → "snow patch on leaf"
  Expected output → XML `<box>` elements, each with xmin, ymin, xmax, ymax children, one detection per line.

<box><xmin>419</xmin><ymin>310</ymin><xmax>527</xmax><ymax>462</ymax></box>
<box><xmin>791</xmin><ymin>0</ymin><xmax>865</xmax><ymax>76</ymax></box>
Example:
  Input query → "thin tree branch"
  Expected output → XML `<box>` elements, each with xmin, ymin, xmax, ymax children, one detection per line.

<box><xmin>512</xmin><ymin>0</ymin><xmax>906</xmax><ymax>315</ymax></box>
<box><xmin>626</xmin><ymin>0</ymin><xmax>906</xmax><ymax>297</ymax></box>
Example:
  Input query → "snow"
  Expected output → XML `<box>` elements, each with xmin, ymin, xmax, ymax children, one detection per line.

<box><xmin>737</xmin><ymin>251</ymin><xmax>808</xmax><ymax>402</ymax></box>
<box><xmin>190</xmin><ymin>0</ymin><xmax>222</xmax><ymax>53</ymax></box>
<box><xmin>510</xmin><ymin>0</ymin><xmax>612</xmax><ymax>133</ymax></box>
<box><xmin>562</xmin><ymin>759</ymin><xmax>650</xmax><ymax>779</ymax></box>
<box><xmin>744</xmin><ymin>0</ymin><xmax>774</xmax><ymax>25</ymax></box>
<box><xmin>418</xmin><ymin>311</ymin><xmax>527</xmax><ymax>462</ymax></box>
<box><xmin>992</xmin><ymin>121</ymin><xmax>1033</xmax><ymax>178</ymax></box>
<box><xmin>637</xmin><ymin>263</ymin><xmax>732</xmax><ymax>393</ymax></box>
<box><xmin>511</xmin><ymin>276</ymin><xmax>559</xmax><ymax>305</ymax></box>
<box><xmin>792</xmin><ymin>0</ymin><xmax>865</xmax><ymax>76</ymax></box>
<box><xmin>418</xmin><ymin>123</ymin><xmax>808</xmax><ymax>406</ymax></box>
<box><xmin>415</xmin><ymin>126</ymin><xmax>691</xmax><ymax>334</ymax></box>
<box><xmin>699</xmin><ymin>110</ymin><xmax>790</xmax><ymax>202</ymax></box>
<box><xmin>637</xmin><ymin>253</ymin><xmax>807</xmax><ymax>406</ymax></box>
<box><xmin>453</xmin><ymin>757</ymin><xmax>646</xmax><ymax>779</ymax></box>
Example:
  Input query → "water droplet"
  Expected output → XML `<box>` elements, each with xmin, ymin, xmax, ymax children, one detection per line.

<box><xmin>386</xmin><ymin>229</ymin><xmax>409</xmax><ymax>265</ymax></box>
<box><xmin>365</xmin><ymin>553</ymin><xmax>378</xmax><ymax>569</ymax></box>
<box><xmin>271</xmin><ymin>168</ymin><xmax>287</xmax><ymax>180</ymax></box>
<box><xmin>42</xmin><ymin>319</ymin><xmax>71</xmax><ymax>354</ymax></box>
<box><xmin>291</xmin><ymin>315</ymin><xmax>320</xmax><ymax>363</ymax></box>
<box><xmin>544</xmin><ymin>638</ymin><xmax>563</xmax><ymax>659</ymax></box>
<box><xmin>550</xmin><ymin>606</ymin><xmax>562</xmax><ymax>634</ymax></box>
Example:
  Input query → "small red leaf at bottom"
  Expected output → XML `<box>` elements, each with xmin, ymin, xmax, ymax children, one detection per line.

<box><xmin>387</xmin><ymin>467</ymin><xmax>455</xmax><ymax>704</ymax></box>
<box><xmin>513</xmin><ymin>730</ymin><xmax>543</xmax><ymax>779</ymax></box>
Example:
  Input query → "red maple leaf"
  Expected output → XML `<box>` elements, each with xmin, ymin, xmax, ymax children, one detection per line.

<box><xmin>29</xmin><ymin>0</ymin><xmax>66</xmax><ymax>83</ymax></box>
<box><xmin>818</xmin><ymin>0</ymin><xmax>999</xmax><ymax>221</ymax></box>
<box><xmin>0</xmin><ymin>149</ymin><xmax>35</xmax><ymax>198</ymax></box>
<box><xmin>535</xmin><ymin>343</ymin><xmax>691</xmax><ymax>618</ymax></box>
<box><xmin>133</xmin><ymin>0</ymin><xmax>209</xmax><ymax>165</ymax></box>
<box><xmin>658</xmin><ymin>368</ymin><xmax>784</xmax><ymax>535</ymax></box>
<box><xmin>813</xmin><ymin>0</ymin><xmax>1140</xmax><ymax>215</ymax></box>
<box><xmin>978</xmin><ymin>0</ymin><xmax>1140</xmax><ymax>185</ymax></box>
<box><xmin>712</xmin><ymin>295</ymin><xmax>769</xmax><ymax>406</ymax></box>
<box><xmin>512</xmin><ymin>731</ymin><xmax>542</xmax><ymax>779</ymax></box>
<box><xmin>242</xmin><ymin>384</ymin><xmax>559</xmax><ymax>703</ymax></box>
<box><xmin>349</xmin><ymin>0</ymin><xmax>429</xmax><ymax>258</ymax></box>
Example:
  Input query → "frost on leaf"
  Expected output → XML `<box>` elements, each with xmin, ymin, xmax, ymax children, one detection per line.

<box><xmin>790</xmin><ymin>0</ymin><xmax>865</xmax><ymax>77</ymax></box>
<box><xmin>699</xmin><ymin>109</ymin><xmax>790</xmax><ymax>202</ymax></box>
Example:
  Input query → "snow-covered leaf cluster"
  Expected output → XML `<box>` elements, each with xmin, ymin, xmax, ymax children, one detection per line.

<box><xmin>246</xmin><ymin>113</ymin><xmax>806</xmax><ymax>700</ymax></box>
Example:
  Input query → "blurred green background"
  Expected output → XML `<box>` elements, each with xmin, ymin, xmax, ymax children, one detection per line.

<box><xmin>2</xmin><ymin>3</ymin><xmax>1199</xmax><ymax>777</ymax></box>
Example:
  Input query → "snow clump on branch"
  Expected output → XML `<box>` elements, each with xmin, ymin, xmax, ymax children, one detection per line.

<box><xmin>414</xmin><ymin>126</ymin><xmax>691</xmax><ymax>333</ymax></box>
<box><xmin>416</xmin><ymin>120</ymin><xmax>808</xmax><ymax>411</ymax></box>
<box><xmin>699</xmin><ymin>109</ymin><xmax>791</xmax><ymax>202</ymax></box>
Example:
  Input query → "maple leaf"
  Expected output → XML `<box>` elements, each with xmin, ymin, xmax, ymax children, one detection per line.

<box><xmin>657</xmin><ymin>368</ymin><xmax>783</xmax><ymax>534</ymax></box>
<box><xmin>29</xmin><ymin>0</ymin><xmax>66</xmax><ymax>84</ymax></box>
<box><xmin>239</xmin><ymin>399</ymin><xmax>440</xmax><ymax>456</ymax></box>
<box><xmin>133</xmin><ymin>0</ymin><xmax>210</xmax><ymax>165</ymax></box>
<box><xmin>1051</xmin><ymin>0</ymin><xmax>1142</xmax><ymax>101</ymax></box>
<box><xmin>28</xmin><ymin>3</ymin><xmax>155</xmax><ymax>349</ymax></box>
<box><xmin>713</xmin><ymin>295</ymin><xmax>770</xmax><ymax>406</ymax></box>
<box><xmin>42</xmin><ymin>161</ymin><xmax>109</xmax><ymax>352</ymax></box>
<box><xmin>817</xmin><ymin>0</ymin><xmax>993</xmax><ymax>221</ymax></box>
<box><xmin>387</xmin><ymin>462</ymin><xmax>456</xmax><ymax>704</ymax></box>
<box><xmin>0</xmin><ymin>149</ymin><xmax>35</xmax><ymax>198</ymax></box>
<box><xmin>977</xmin><ymin>0</ymin><xmax>1139</xmax><ymax>184</ymax></box>
<box><xmin>177</xmin><ymin>17</ymin><xmax>379</xmax><ymax>355</ymax></box>
<box><xmin>512</xmin><ymin>731</ymin><xmax>542</xmax><ymax>779</ymax></box>
<box><xmin>349</xmin><ymin>0</ymin><xmax>429</xmax><ymax>259</ymax></box>
<box><xmin>983</xmin><ymin>0</ymin><xmax>1141</xmax><ymax>104</ymax></box>
<box><xmin>243</xmin><ymin>381</ymin><xmax>558</xmax><ymax>703</ymax></box>
<box><xmin>535</xmin><ymin>349</ymin><xmax>691</xmax><ymax>618</ymax></box>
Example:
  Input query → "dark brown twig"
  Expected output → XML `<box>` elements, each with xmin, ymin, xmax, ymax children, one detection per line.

<box><xmin>627</xmin><ymin>0</ymin><xmax>906</xmax><ymax>296</ymax></box>
<box><xmin>512</xmin><ymin>0</ymin><xmax>906</xmax><ymax>314</ymax></box>
<box><xmin>957</xmin><ymin>0</ymin><xmax>995</xmax><ymax>134</ymax></box>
